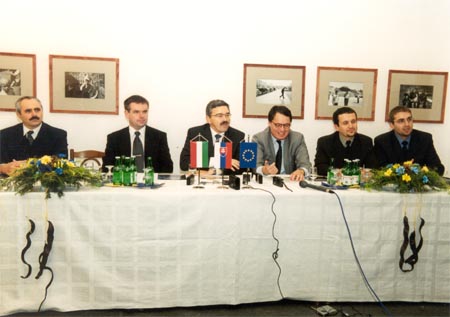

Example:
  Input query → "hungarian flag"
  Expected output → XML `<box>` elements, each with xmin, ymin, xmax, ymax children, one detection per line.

<box><xmin>190</xmin><ymin>141</ymin><xmax>209</xmax><ymax>168</ymax></box>
<box><xmin>213</xmin><ymin>142</ymin><xmax>232</xmax><ymax>169</ymax></box>
<box><xmin>239</xmin><ymin>142</ymin><xmax>257</xmax><ymax>168</ymax></box>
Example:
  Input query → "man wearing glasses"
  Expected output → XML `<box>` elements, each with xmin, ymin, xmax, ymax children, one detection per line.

<box><xmin>179</xmin><ymin>99</ymin><xmax>245</xmax><ymax>174</ymax></box>
<box><xmin>374</xmin><ymin>105</ymin><xmax>444</xmax><ymax>175</ymax></box>
<box><xmin>252</xmin><ymin>105</ymin><xmax>311</xmax><ymax>181</ymax></box>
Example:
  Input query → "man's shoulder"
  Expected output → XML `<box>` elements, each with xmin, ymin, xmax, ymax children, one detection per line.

<box><xmin>355</xmin><ymin>132</ymin><xmax>373</xmax><ymax>143</ymax></box>
<box><xmin>374</xmin><ymin>130</ymin><xmax>392</xmax><ymax>142</ymax></box>
<box><xmin>146</xmin><ymin>125</ymin><xmax>167</xmax><ymax>137</ymax></box>
<box><xmin>0</xmin><ymin>123</ymin><xmax>22</xmax><ymax>135</ymax></box>
<box><xmin>187</xmin><ymin>124</ymin><xmax>209</xmax><ymax>134</ymax></box>
<box><xmin>226</xmin><ymin>126</ymin><xmax>245</xmax><ymax>138</ymax></box>
<box><xmin>42</xmin><ymin>123</ymin><xmax>67</xmax><ymax>136</ymax></box>
<box><xmin>317</xmin><ymin>132</ymin><xmax>337</xmax><ymax>143</ymax></box>
<box><xmin>107</xmin><ymin>127</ymin><xmax>129</xmax><ymax>138</ymax></box>
<box><xmin>412</xmin><ymin>129</ymin><xmax>432</xmax><ymax>139</ymax></box>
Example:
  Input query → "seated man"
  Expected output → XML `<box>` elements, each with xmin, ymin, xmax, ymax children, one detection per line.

<box><xmin>252</xmin><ymin>105</ymin><xmax>311</xmax><ymax>181</ymax></box>
<box><xmin>179</xmin><ymin>99</ymin><xmax>245</xmax><ymax>174</ymax></box>
<box><xmin>315</xmin><ymin>107</ymin><xmax>376</xmax><ymax>176</ymax></box>
<box><xmin>374</xmin><ymin>106</ymin><xmax>444</xmax><ymax>175</ymax></box>
<box><xmin>0</xmin><ymin>96</ymin><xmax>68</xmax><ymax>176</ymax></box>
<box><xmin>102</xmin><ymin>95</ymin><xmax>173</xmax><ymax>173</ymax></box>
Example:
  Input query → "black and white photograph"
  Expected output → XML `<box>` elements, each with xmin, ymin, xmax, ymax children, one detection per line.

<box><xmin>243</xmin><ymin>63</ymin><xmax>305</xmax><ymax>119</ymax></box>
<box><xmin>0</xmin><ymin>52</ymin><xmax>35</xmax><ymax>111</ymax></box>
<box><xmin>399</xmin><ymin>84</ymin><xmax>433</xmax><ymax>109</ymax></box>
<box><xmin>386</xmin><ymin>69</ymin><xmax>448</xmax><ymax>123</ymax></box>
<box><xmin>315</xmin><ymin>66</ymin><xmax>377</xmax><ymax>121</ymax></box>
<box><xmin>50</xmin><ymin>55</ymin><xmax>119</xmax><ymax>114</ymax></box>
<box><xmin>0</xmin><ymin>69</ymin><xmax>21</xmax><ymax>96</ymax></box>
<box><xmin>328</xmin><ymin>81</ymin><xmax>364</xmax><ymax>107</ymax></box>
<box><xmin>256</xmin><ymin>79</ymin><xmax>292</xmax><ymax>105</ymax></box>
<box><xmin>65</xmin><ymin>72</ymin><xmax>105</xmax><ymax>99</ymax></box>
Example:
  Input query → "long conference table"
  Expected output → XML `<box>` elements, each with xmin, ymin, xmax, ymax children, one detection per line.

<box><xmin>0</xmin><ymin>176</ymin><xmax>449</xmax><ymax>315</ymax></box>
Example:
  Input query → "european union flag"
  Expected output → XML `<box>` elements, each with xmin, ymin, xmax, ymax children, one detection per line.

<box><xmin>239</xmin><ymin>142</ymin><xmax>257</xmax><ymax>168</ymax></box>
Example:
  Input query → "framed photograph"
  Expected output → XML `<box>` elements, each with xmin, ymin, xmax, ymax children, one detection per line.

<box><xmin>49</xmin><ymin>55</ymin><xmax>119</xmax><ymax>114</ymax></box>
<box><xmin>0</xmin><ymin>52</ymin><xmax>36</xmax><ymax>112</ymax></box>
<box><xmin>315</xmin><ymin>66</ymin><xmax>377</xmax><ymax>121</ymax></box>
<box><xmin>243</xmin><ymin>63</ymin><xmax>305</xmax><ymax>119</ymax></box>
<box><xmin>386</xmin><ymin>70</ymin><xmax>448</xmax><ymax>123</ymax></box>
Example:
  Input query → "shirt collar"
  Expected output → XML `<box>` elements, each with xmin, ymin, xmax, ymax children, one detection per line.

<box><xmin>23</xmin><ymin>123</ymin><xmax>42</xmax><ymax>138</ymax></box>
<box><xmin>394</xmin><ymin>132</ymin><xmax>411</xmax><ymax>146</ymax></box>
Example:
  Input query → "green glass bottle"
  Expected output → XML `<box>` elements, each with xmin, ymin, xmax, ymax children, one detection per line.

<box><xmin>144</xmin><ymin>157</ymin><xmax>154</xmax><ymax>186</ymax></box>
<box><xmin>122</xmin><ymin>157</ymin><xmax>132</xmax><ymax>186</ymax></box>
<box><xmin>342</xmin><ymin>159</ymin><xmax>353</xmax><ymax>186</ymax></box>
<box><xmin>327</xmin><ymin>158</ymin><xmax>336</xmax><ymax>185</ymax></box>
<box><xmin>112</xmin><ymin>156</ymin><xmax>123</xmax><ymax>185</ymax></box>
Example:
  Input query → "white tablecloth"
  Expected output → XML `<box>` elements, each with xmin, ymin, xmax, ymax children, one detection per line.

<box><xmin>1</xmin><ymin>178</ymin><xmax>449</xmax><ymax>315</ymax></box>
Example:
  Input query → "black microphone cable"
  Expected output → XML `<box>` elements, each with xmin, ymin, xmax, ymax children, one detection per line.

<box><xmin>332</xmin><ymin>192</ymin><xmax>392</xmax><ymax>317</ymax></box>
<box><xmin>248</xmin><ymin>185</ymin><xmax>285</xmax><ymax>299</ymax></box>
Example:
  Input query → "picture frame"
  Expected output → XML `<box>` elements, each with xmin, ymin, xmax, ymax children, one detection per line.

<box><xmin>386</xmin><ymin>70</ymin><xmax>448</xmax><ymax>123</ymax></box>
<box><xmin>243</xmin><ymin>63</ymin><xmax>305</xmax><ymax>119</ymax></box>
<box><xmin>315</xmin><ymin>66</ymin><xmax>377</xmax><ymax>121</ymax></box>
<box><xmin>0</xmin><ymin>52</ymin><xmax>36</xmax><ymax>112</ymax></box>
<box><xmin>49</xmin><ymin>55</ymin><xmax>119</xmax><ymax>114</ymax></box>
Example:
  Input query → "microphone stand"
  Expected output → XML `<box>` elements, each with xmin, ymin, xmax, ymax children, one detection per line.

<box><xmin>193</xmin><ymin>168</ymin><xmax>204</xmax><ymax>189</ymax></box>
<box><xmin>242</xmin><ymin>168</ymin><xmax>251</xmax><ymax>189</ymax></box>
<box><xmin>217</xmin><ymin>168</ymin><xmax>228</xmax><ymax>189</ymax></box>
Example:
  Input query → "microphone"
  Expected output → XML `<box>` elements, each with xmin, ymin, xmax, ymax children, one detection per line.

<box><xmin>299</xmin><ymin>180</ymin><xmax>334</xmax><ymax>194</ymax></box>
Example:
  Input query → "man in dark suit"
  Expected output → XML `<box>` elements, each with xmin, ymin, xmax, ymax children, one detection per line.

<box><xmin>374</xmin><ymin>106</ymin><xmax>444</xmax><ymax>175</ymax></box>
<box><xmin>252</xmin><ymin>105</ymin><xmax>311</xmax><ymax>181</ymax></box>
<box><xmin>315</xmin><ymin>107</ymin><xmax>376</xmax><ymax>176</ymax></box>
<box><xmin>179</xmin><ymin>99</ymin><xmax>245</xmax><ymax>174</ymax></box>
<box><xmin>102</xmin><ymin>95</ymin><xmax>173</xmax><ymax>173</ymax></box>
<box><xmin>0</xmin><ymin>96</ymin><xmax>68</xmax><ymax>176</ymax></box>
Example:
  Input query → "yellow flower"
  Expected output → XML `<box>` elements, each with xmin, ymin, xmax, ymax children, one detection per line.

<box><xmin>392</xmin><ymin>164</ymin><xmax>400</xmax><ymax>169</ymax></box>
<box><xmin>384</xmin><ymin>169</ymin><xmax>393</xmax><ymax>177</ymax></box>
<box><xmin>403</xmin><ymin>160</ymin><xmax>413</xmax><ymax>167</ymax></box>
<box><xmin>66</xmin><ymin>161</ymin><xmax>75</xmax><ymax>168</ymax></box>
<box><xmin>402</xmin><ymin>174</ymin><xmax>411</xmax><ymax>182</ymax></box>
<box><xmin>40</xmin><ymin>155</ymin><xmax>52</xmax><ymax>164</ymax></box>
<box><xmin>421</xmin><ymin>166</ymin><xmax>429</xmax><ymax>173</ymax></box>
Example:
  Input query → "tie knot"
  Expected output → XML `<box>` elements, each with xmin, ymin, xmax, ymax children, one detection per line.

<box><xmin>345</xmin><ymin>140</ymin><xmax>351</xmax><ymax>148</ymax></box>
<box><xmin>215</xmin><ymin>134</ymin><xmax>221</xmax><ymax>142</ymax></box>
<box><xmin>276</xmin><ymin>140</ymin><xmax>282</xmax><ymax>146</ymax></box>
<box><xmin>135</xmin><ymin>131</ymin><xmax>140</xmax><ymax>137</ymax></box>
<box><xmin>402</xmin><ymin>140</ymin><xmax>408</xmax><ymax>149</ymax></box>
<box><xmin>26</xmin><ymin>130</ymin><xmax>34</xmax><ymax>145</ymax></box>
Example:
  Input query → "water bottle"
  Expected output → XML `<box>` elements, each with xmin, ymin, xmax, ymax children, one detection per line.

<box><xmin>122</xmin><ymin>157</ymin><xmax>132</xmax><ymax>186</ymax></box>
<box><xmin>112</xmin><ymin>156</ymin><xmax>123</xmax><ymax>185</ymax></box>
<box><xmin>327</xmin><ymin>158</ymin><xmax>336</xmax><ymax>185</ymax></box>
<box><xmin>144</xmin><ymin>156</ymin><xmax>154</xmax><ymax>186</ymax></box>
<box><xmin>342</xmin><ymin>159</ymin><xmax>353</xmax><ymax>186</ymax></box>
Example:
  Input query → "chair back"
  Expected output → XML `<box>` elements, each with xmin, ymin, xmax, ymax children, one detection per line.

<box><xmin>69</xmin><ymin>149</ymin><xmax>105</xmax><ymax>168</ymax></box>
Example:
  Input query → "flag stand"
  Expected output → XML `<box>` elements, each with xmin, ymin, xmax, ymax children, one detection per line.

<box><xmin>242</xmin><ymin>168</ymin><xmax>252</xmax><ymax>189</ymax></box>
<box><xmin>193</xmin><ymin>168</ymin><xmax>204</xmax><ymax>189</ymax></box>
<box><xmin>217</xmin><ymin>169</ymin><xmax>228</xmax><ymax>189</ymax></box>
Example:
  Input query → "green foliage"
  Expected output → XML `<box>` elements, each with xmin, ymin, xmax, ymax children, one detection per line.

<box><xmin>1</xmin><ymin>155</ymin><xmax>102</xmax><ymax>199</ymax></box>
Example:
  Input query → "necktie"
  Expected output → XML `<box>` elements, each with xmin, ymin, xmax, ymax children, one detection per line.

<box><xmin>401</xmin><ymin>140</ymin><xmax>408</xmax><ymax>162</ymax></box>
<box><xmin>345</xmin><ymin>140</ymin><xmax>351</xmax><ymax>148</ymax></box>
<box><xmin>133</xmin><ymin>131</ymin><xmax>144</xmax><ymax>172</ymax></box>
<box><xmin>275</xmin><ymin>140</ymin><xmax>282</xmax><ymax>173</ymax></box>
<box><xmin>26</xmin><ymin>131</ymin><xmax>34</xmax><ymax>145</ymax></box>
<box><xmin>215</xmin><ymin>134</ymin><xmax>221</xmax><ymax>143</ymax></box>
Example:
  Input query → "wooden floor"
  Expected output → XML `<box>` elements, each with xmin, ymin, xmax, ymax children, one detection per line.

<box><xmin>6</xmin><ymin>300</ymin><xmax>450</xmax><ymax>317</ymax></box>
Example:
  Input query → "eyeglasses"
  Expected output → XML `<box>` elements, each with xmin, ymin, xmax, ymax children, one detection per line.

<box><xmin>272</xmin><ymin>122</ymin><xmax>291</xmax><ymax>129</ymax></box>
<box><xmin>211</xmin><ymin>113</ymin><xmax>231</xmax><ymax>119</ymax></box>
<box><xmin>394</xmin><ymin>116</ymin><xmax>413</xmax><ymax>124</ymax></box>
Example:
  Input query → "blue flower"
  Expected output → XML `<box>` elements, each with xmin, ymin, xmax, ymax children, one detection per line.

<box><xmin>395</xmin><ymin>166</ymin><xmax>405</xmax><ymax>175</ymax></box>
<box><xmin>411</xmin><ymin>166</ymin><xmax>419</xmax><ymax>174</ymax></box>
<box><xmin>55</xmin><ymin>168</ymin><xmax>63</xmax><ymax>175</ymax></box>
<box><xmin>422</xmin><ymin>175</ymin><xmax>429</xmax><ymax>183</ymax></box>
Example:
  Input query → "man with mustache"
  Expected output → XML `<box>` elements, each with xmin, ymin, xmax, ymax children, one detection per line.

<box><xmin>314</xmin><ymin>107</ymin><xmax>376</xmax><ymax>176</ymax></box>
<box><xmin>374</xmin><ymin>106</ymin><xmax>445</xmax><ymax>175</ymax></box>
<box><xmin>0</xmin><ymin>96</ymin><xmax>68</xmax><ymax>176</ymax></box>
<box><xmin>179</xmin><ymin>99</ymin><xmax>245</xmax><ymax>174</ymax></box>
<box><xmin>252</xmin><ymin>105</ymin><xmax>311</xmax><ymax>181</ymax></box>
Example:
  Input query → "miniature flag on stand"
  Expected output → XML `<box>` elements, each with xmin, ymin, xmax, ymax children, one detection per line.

<box><xmin>213</xmin><ymin>142</ymin><xmax>232</xmax><ymax>169</ymax></box>
<box><xmin>239</xmin><ymin>142</ymin><xmax>257</xmax><ymax>168</ymax></box>
<box><xmin>190</xmin><ymin>141</ymin><xmax>209</xmax><ymax>168</ymax></box>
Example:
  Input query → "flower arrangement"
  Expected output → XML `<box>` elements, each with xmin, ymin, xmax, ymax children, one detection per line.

<box><xmin>0</xmin><ymin>155</ymin><xmax>102</xmax><ymax>199</ymax></box>
<box><xmin>365</xmin><ymin>160</ymin><xmax>448</xmax><ymax>193</ymax></box>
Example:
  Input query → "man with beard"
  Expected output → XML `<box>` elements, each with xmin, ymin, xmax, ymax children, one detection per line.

<box><xmin>374</xmin><ymin>106</ymin><xmax>444</xmax><ymax>175</ymax></box>
<box><xmin>314</xmin><ymin>107</ymin><xmax>376</xmax><ymax>176</ymax></box>
<box><xmin>0</xmin><ymin>96</ymin><xmax>68</xmax><ymax>176</ymax></box>
<box><xmin>179</xmin><ymin>99</ymin><xmax>245</xmax><ymax>174</ymax></box>
<box><xmin>102</xmin><ymin>95</ymin><xmax>173</xmax><ymax>173</ymax></box>
<box><xmin>252</xmin><ymin>105</ymin><xmax>311</xmax><ymax>181</ymax></box>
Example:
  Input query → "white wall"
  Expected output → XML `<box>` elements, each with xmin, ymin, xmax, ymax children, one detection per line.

<box><xmin>2</xmin><ymin>0</ymin><xmax>449</xmax><ymax>175</ymax></box>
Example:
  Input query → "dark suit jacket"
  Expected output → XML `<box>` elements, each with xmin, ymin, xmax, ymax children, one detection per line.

<box><xmin>179</xmin><ymin>123</ymin><xmax>245</xmax><ymax>173</ymax></box>
<box><xmin>314</xmin><ymin>132</ymin><xmax>376</xmax><ymax>176</ymax></box>
<box><xmin>0</xmin><ymin>123</ymin><xmax>68</xmax><ymax>163</ymax></box>
<box><xmin>103</xmin><ymin>126</ymin><xmax>173</xmax><ymax>173</ymax></box>
<box><xmin>374</xmin><ymin>129</ymin><xmax>445</xmax><ymax>175</ymax></box>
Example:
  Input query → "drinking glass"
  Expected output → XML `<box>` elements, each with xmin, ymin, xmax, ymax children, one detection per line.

<box><xmin>310</xmin><ymin>166</ymin><xmax>318</xmax><ymax>181</ymax></box>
